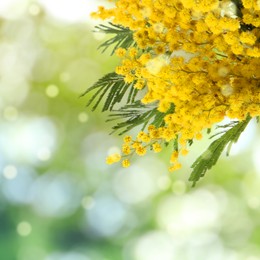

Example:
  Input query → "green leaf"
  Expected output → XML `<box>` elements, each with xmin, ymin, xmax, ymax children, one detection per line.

<box><xmin>189</xmin><ymin>116</ymin><xmax>251</xmax><ymax>187</ymax></box>
<box><xmin>173</xmin><ymin>137</ymin><xmax>179</xmax><ymax>151</ymax></box>
<box><xmin>108</xmin><ymin>101</ymin><xmax>175</xmax><ymax>135</ymax></box>
<box><xmin>95</xmin><ymin>22</ymin><xmax>135</xmax><ymax>55</ymax></box>
<box><xmin>81</xmin><ymin>72</ymin><xmax>138</xmax><ymax>112</ymax></box>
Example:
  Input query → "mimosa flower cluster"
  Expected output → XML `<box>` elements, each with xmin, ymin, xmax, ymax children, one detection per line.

<box><xmin>91</xmin><ymin>0</ymin><xmax>260</xmax><ymax>173</ymax></box>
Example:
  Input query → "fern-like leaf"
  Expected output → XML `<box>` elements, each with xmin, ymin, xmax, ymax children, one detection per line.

<box><xmin>81</xmin><ymin>72</ymin><xmax>138</xmax><ymax>112</ymax></box>
<box><xmin>108</xmin><ymin>101</ymin><xmax>175</xmax><ymax>135</ymax></box>
<box><xmin>189</xmin><ymin>116</ymin><xmax>251</xmax><ymax>187</ymax></box>
<box><xmin>95</xmin><ymin>22</ymin><xmax>135</xmax><ymax>55</ymax></box>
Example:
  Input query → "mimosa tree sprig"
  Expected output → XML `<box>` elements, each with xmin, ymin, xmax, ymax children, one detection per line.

<box><xmin>108</xmin><ymin>101</ymin><xmax>175</xmax><ymax>135</ymax></box>
<box><xmin>81</xmin><ymin>72</ymin><xmax>138</xmax><ymax>112</ymax></box>
<box><xmin>84</xmin><ymin>0</ymin><xmax>260</xmax><ymax>186</ymax></box>
<box><xmin>189</xmin><ymin>116</ymin><xmax>251</xmax><ymax>186</ymax></box>
<box><xmin>95</xmin><ymin>22</ymin><xmax>135</xmax><ymax>55</ymax></box>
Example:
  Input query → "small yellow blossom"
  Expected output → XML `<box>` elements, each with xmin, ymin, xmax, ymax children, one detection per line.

<box><xmin>137</xmin><ymin>131</ymin><xmax>151</xmax><ymax>142</ymax></box>
<box><xmin>106</xmin><ymin>153</ymin><xmax>121</xmax><ymax>164</ymax></box>
<box><xmin>115</xmin><ymin>48</ymin><xmax>126</xmax><ymax>57</ymax></box>
<box><xmin>195</xmin><ymin>133</ymin><xmax>203</xmax><ymax>140</ymax></box>
<box><xmin>247</xmin><ymin>47</ymin><xmax>260</xmax><ymax>58</ymax></box>
<box><xmin>122</xmin><ymin>144</ymin><xmax>131</xmax><ymax>155</ymax></box>
<box><xmin>129</xmin><ymin>47</ymin><xmax>138</xmax><ymax>58</ymax></box>
<box><xmin>148</xmin><ymin>125</ymin><xmax>156</xmax><ymax>132</ymax></box>
<box><xmin>240</xmin><ymin>32</ymin><xmax>257</xmax><ymax>45</ymax></box>
<box><xmin>134</xmin><ymin>80</ymin><xmax>145</xmax><ymax>90</ymax></box>
<box><xmin>169</xmin><ymin>162</ymin><xmax>182</xmax><ymax>172</ymax></box>
<box><xmin>132</xmin><ymin>141</ymin><xmax>141</xmax><ymax>149</ymax></box>
<box><xmin>181</xmin><ymin>148</ymin><xmax>189</xmax><ymax>156</ymax></box>
<box><xmin>170</xmin><ymin>151</ymin><xmax>179</xmax><ymax>163</ymax></box>
<box><xmin>122</xmin><ymin>159</ymin><xmax>131</xmax><ymax>168</ymax></box>
<box><xmin>152</xmin><ymin>142</ymin><xmax>162</xmax><ymax>153</ymax></box>
<box><xmin>135</xmin><ymin>146</ymin><xmax>147</xmax><ymax>156</ymax></box>
<box><xmin>123</xmin><ymin>135</ymin><xmax>132</xmax><ymax>143</ymax></box>
<box><xmin>242</xmin><ymin>0</ymin><xmax>254</xmax><ymax>9</ymax></box>
<box><xmin>124</xmin><ymin>74</ymin><xmax>135</xmax><ymax>83</ymax></box>
<box><xmin>149</xmin><ymin>129</ymin><xmax>161</xmax><ymax>139</ymax></box>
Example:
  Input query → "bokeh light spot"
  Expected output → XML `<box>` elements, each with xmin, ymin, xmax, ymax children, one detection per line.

<box><xmin>3</xmin><ymin>165</ymin><xmax>18</xmax><ymax>179</ymax></box>
<box><xmin>17</xmin><ymin>221</ymin><xmax>32</xmax><ymax>237</ymax></box>
<box><xmin>221</xmin><ymin>84</ymin><xmax>234</xmax><ymax>97</ymax></box>
<box><xmin>87</xmin><ymin>196</ymin><xmax>127</xmax><ymax>237</ymax></box>
<box><xmin>78</xmin><ymin>112</ymin><xmax>89</xmax><ymax>123</ymax></box>
<box><xmin>46</xmin><ymin>84</ymin><xmax>59</xmax><ymax>98</ymax></box>
<box><xmin>28</xmin><ymin>3</ymin><xmax>41</xmax><ymax>16</ymax></box>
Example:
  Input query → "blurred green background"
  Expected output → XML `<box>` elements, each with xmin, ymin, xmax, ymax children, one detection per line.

<box><xmin>1</xmin><ymin>1</ymin><xmax>260</xmax><ymax>260</ymax></box>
